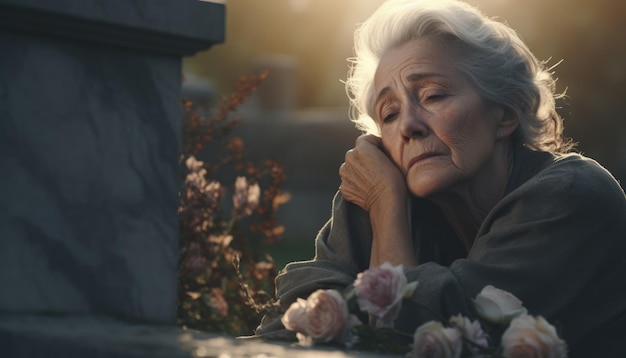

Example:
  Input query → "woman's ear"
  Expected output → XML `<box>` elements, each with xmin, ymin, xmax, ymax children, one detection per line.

<box><xmin>495</xmin><ymin>106</ymin><xmax>518</xmax><ymax>140</ymax></box>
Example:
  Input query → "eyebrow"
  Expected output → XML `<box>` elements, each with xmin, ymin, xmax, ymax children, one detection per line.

<box><xmin>374</xmin><ymin>72</ymin><xmax>447</xmax><ymax>107</ymax></box>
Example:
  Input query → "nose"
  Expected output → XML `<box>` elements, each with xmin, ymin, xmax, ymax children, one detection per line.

<box><xmin>399</xmin><ymin>108</ymin><xmax>428</xmax><ymax>141</ymax></box>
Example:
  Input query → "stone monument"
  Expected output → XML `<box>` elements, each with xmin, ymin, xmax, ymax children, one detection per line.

<box><xmin>0</xmin><ymin>0</ymin><xmax>227</xmax><ymax>355</ymax></box>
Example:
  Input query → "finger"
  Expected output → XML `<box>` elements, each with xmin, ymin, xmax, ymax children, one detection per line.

<box><xmin>355</xmin><ymin>134</ymin><xmax>382</xmax><ymax>147</ymax></box>
<box><xmin>341</xmin><ymin>157</ymin><xmax>369</xmax><ymax>183</ymax></box>
<box><xmin>339</xmin><ymin>184</ymin><xmax>359</xmax><ymax>204</ymax></box>
<box><xmin>339</xmin><ymin>163</ymin><xmax>355</xmax><ymax>184</ymax></box>
<box><xmin>344</xmin><ymin>148</ymin><xmax>354</xmax><ymax>162</ymax></box>
<box><xmin>339</xmin><ymin>162</ymin><xmax>361</xmax><ymax>183</ymax></box>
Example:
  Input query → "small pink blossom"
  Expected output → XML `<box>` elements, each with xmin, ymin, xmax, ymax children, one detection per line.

<box><xmin>185</xmin><ymin>155</ymin><xmax>204</xmax><ymax>172</ymax></box>
<box><xmin>207</xmin><ymin>288</ymin><xmax>228</xmax><ymax>317</ymax></box>
<box><xmin>203</xmin><ymin>181</ymin><xmax>222</xmax><ymax>206</ymax></box>
<box><xmin>502</xmin><ymin>314</ymin><xmax>567</xmax><ymax>358</ymax></box>
<box><xmin>183</xmin><ymin>253</ymin><xmax>207</xmax><ymax>277</ymax></box>
<box><xmin>412</xmin><ymin>321</ymin><xmax>463</xmax><ymax>358</ymax></box>
<box><xmin>253</xmin><ymin>261</ymin><xmax>275</xmax><ymax>280</ymax></box>
<box><xmin>282</xmin><ymin>289</ymin><xmax>359</xmax><ymax>346</ymax></box>
<box><xmin>232</xmin><ymin>176</ymin><xmax>260</xmax><ymax>218</ymax></box>
<box><xmin>353</xmin><ymin>262</ymin><xmax>418</xmax><ymax>327</ymax></box>
<box><xmin>184</xmin><ymin>170</ymin><xmax>222</xmax><ymax>207</ymax></box>
<box><xmin>473</xmin><ymin>285</ymin><xmax>527</xmax><ymax>325</ymax></box>
<box><xmin>185</xmin><ymin>170</ymin><xmax>207</xmax><ymax>190</ymax></box>
<box><xmin>208</xmin><ymin>234</ymin><xmax>233</xmax><ymax>248</ymax></box>
<box><xmin>448</xmin><ymin>315</ymin><xmax>489</xmax><ymax>354</ymax></box>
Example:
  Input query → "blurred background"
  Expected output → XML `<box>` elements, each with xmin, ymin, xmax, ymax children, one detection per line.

<box><xmin>184</xmin><ymin>0</ymin><xmax>626</xmax><ymax>267</ymax></box>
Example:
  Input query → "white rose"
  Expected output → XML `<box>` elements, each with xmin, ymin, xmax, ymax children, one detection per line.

<box><xmin>411</xmin><ymin>321</ymin><xmax>462</xmax><ymax>358</ymax></box>
<box><xmin>473</xmin><ymin>285</ymin><xmax>527</xmax><ymax>324</ymax></box>
<box><xmin>502</xmin><ymin>314</ymin><xmax>568</xmax><ymax>358</ymax></box>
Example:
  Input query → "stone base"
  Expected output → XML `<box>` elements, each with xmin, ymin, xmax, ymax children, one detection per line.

<box><xmin>0</xmin><ymin>314</ymin><xmax>392</xmax><ymax>357</ymax></box>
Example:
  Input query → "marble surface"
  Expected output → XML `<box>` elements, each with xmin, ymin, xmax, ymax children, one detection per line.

<box><xmin>0</xmin><ymin>314</ymin><xmax>392</xmax><ymax>358</ymax></box>
<box><xmin>0</xmin><ymin>0</ymin><xmax>225</xmax><ymax>55</ymax></box>
<box><xmin>0</xmin><ymin>31</ymin><xmax>182</xmax><ymax>323</ymax></box>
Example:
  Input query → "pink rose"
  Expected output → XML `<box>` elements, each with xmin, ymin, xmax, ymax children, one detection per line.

<box><xmin>281</xmin><ymin>289</ymin><xmax>357</xmax><ymax>346</ymax></box>
<box><xmin>353</xmin><ymin>262</ymin><xmax>418</xmax><ymax>327</ymax></box>
<box><xmin>448</xmin><ymin>314</ymin><xmax>489</xmax><ymax>353</ymax></box>
<box><xmin>473</xmin><ymin>285</ymin><xmax>528</xmax><ymax>325</ymax></box>
<box><xmin>412</xmin><ymin>321</ymin><xmax>463</xmax><ymax>358</ymax></box>
<box><xmin>502</xmin><ymin>314</ymin><xmax>568</xmax><ymax>358</ymax></box>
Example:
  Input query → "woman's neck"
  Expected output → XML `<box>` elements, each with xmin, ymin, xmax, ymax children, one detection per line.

<box><xmin>428</xmin><ymin>140</ymin><xmax>515</xmax><ymax>252</ymax></box>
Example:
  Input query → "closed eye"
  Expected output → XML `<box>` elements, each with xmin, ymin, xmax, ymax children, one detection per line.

<box><xmin>426</xmin><ymin>94</ymin><xmax>446</xmax><ymax>102</ymax></box>
<box><xmin>383</xmin><ymin>112</ymin><xmax>398</xmax><ymax>123</ymax></box>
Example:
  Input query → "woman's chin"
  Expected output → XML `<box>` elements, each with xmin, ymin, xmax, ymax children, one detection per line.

<box><xmin>407</xmin><ymin>179</ymin><xmax>445</xmax><ymax>198</ymax></box>
<box><xmin>407</xmin><ymin>171</ymin><xmax>460</xmax><ymax>199</ymax></box>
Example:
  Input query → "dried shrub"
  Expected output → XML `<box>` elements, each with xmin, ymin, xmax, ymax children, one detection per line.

<box><xmin>177</xmin><ymin>71</ymin><xmax>286</xmax><ymax>336</ymax></box>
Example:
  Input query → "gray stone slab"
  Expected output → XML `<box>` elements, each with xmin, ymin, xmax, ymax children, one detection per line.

<box><xmin>0</xmin><ymin>0</ymin><xmax>225</xmax><ymax>55</ymax></box>
<box><xmin>0</xmin><ymin>0</ymin><xmax>224</xmax><ymax>324</ymax></box>
<box><xmin>0</xmin><ymin>315</ymin><xmax>395</xmax><ymax>358</ymax></box>
<box><xmin>0</xmin><ymin>30</ymin><xmax>181</xmax><ymax>322</ymax></box>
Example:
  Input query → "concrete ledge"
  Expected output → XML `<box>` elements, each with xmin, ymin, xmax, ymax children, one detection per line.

<box><xmin>0</xmin><ymin>315</ymin><xmax>391</xmax><ymax>358</ymax></box>
<box><xmin>0</xmin><ymin>0</ymin><xmax>225</xmax><ymax>55</ymax></box>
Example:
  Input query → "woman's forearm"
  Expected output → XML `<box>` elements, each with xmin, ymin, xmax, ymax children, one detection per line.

<box><xmin>369</xmin><ymin>187</ymin><xmax>417</xmax><ymax>268</ymax></box>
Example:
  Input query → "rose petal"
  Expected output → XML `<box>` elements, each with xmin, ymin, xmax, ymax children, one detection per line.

<box><xmin>281</xmin><ymin>298</ymin><xmax>308</xmax><ymax>332</ymax></box>
<box><xmin>403</xmin><ymin>281</ymin><xmax>419</xmax><ymax>298</ymax></box>
<box><xmin>473</xmin><ymin>285</ymin><xmax>527</xmax><ymax>324</ymax></box>
<box><xmin>353</xmin><ymin>262</ymin><xmax>410</xmax><ymax>325</ymax></box>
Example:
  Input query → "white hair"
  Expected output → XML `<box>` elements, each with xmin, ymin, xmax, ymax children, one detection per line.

<box><xmin>345</xmin><ymin>0</ymin><xmax>572</xmax><ymax>153</ymax></box>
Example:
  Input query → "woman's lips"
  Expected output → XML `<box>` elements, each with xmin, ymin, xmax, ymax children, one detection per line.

<box><xmin>407</xmin><ymin>153</ymin><xmax>439</xmax><ymax>170</ymax></box>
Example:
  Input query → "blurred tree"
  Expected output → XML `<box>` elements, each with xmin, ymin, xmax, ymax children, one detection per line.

<box><xmin>478</xmin><ymin>0</ymin><xmax>626</xmax><ymax>182</ymax></box>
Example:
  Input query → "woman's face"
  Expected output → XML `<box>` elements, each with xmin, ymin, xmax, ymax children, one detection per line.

<box><xmin>373</xmin><ymin>38</ymin><xmax>512</xmax><ymax>198</ymax></box>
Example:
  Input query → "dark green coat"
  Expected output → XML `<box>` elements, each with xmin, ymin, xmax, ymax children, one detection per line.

<box><xmin>257</xmin><ymin>147</ymin><xmax>626</xmax><ymax>357</ymax></box>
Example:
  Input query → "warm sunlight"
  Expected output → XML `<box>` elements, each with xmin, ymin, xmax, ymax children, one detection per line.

<box><xmin>186</xmin><ymin>0</ymin><xmax>625</xmax><ymax>182</ymax></box>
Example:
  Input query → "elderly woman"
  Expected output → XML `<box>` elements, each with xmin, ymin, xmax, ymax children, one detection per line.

<box><xmin>256</xmin><ymin>0</ymin><xmax>626</xmax><ymax>356</ymax></box>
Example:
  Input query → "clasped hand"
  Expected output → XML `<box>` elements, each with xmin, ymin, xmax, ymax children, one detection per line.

<box><xmin>339</xmin><ymin>134</ymin><xmax>416</xmax><ymax>267</ymax></box>
<box><xmin>339</xmin><ymin>134</ymin><xmax>407</xmax><ymax>212</ymax></box>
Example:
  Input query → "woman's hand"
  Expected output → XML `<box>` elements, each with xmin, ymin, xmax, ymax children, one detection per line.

<box><xmin>339</xmin><ymin>134</ymin><xmax>417</xmax><ymax>267</ymax></box>
<box><xmin>339</xmin><ymin>134</ymin><xmax>406</xmax><ymax>213</ymax></box>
